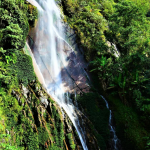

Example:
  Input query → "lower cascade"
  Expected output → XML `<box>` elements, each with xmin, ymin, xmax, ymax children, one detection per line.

<box><xmin>101</xmin><ymin>96</ymin><xmax>120</xmax><ymax>150</ymax></box>
<box><xmin>26</xmin><ymin>0</ymin><xmax>119</xmax><ymax>150</ymax></box>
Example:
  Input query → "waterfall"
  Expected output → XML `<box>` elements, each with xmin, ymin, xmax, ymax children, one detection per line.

<box><xmin>30</xmin><ymin>0</ymin><xmax>88</xmax><ymax>149</ymax></box>
<box><xmin>112</xmin><ymin>43</ymin><xmax>120</xmax><ymax>58</ymax></box>
<box><xmin>101</xmin><ymin>95</ymin><xmax>119</xmax><ymax>150</ymax></box>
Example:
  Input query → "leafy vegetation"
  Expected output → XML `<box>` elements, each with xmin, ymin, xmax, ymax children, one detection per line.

<box><xmin>14</xmin><ymin>53</ymin><xmax>36</xmax><ymax>86</ymax></box>
<box><xmin>77</xmin><ymin>92</ymin><xmax>109</xmax><ymax>150</ymax></box>
<box><xmin>1</xmin><ymin>0</ymin><xmax>150</xmax><ymax>149</ymax></box>
<box><xmin>61</xmin><ymin>0</ymin><xmax>150</xmax><ymax>149</ymax></box>
<box><xmin>67</xmin><ymin>133</ymin><xmax>76</xmax><ymax>150</ymax></box>
<box><xmin>0</xmin><ymin>1</ymin><xmax>78</xmax><ymax>150</ymax></box>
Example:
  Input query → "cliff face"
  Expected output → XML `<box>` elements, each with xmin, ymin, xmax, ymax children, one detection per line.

<box><xmin>0</xmin><ymin>1</ymin><xmax>109</xmax><ymax>150</ymax></box>
<box><xmin>0</xmin><ymin>1</ymin><xmax>81</xmax><ymax>149</ymax></box>
<box><xmin>0</xmin><ymin>76</ymin><xmax>81</xmax><ymax>149</ymax></box>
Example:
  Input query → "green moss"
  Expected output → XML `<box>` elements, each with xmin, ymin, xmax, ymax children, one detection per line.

<box><xmin>67</xmin><ymin>133</ymin><xmax>76</xmax><ymax>150</ymax></box>
<box><xmin>13</xmin><ymin>52</ymin><xmax>36</xmax><ymax>86</ymax></box>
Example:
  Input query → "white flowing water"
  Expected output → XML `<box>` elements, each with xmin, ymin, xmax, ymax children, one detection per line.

<box><xmin>26</xmin><ymin>0</ymin><xmax>43</xmax><ymax>11</ymax></box>
<box><xmin>101</xmin><ymin>95</ymin><xmax>119</xmax><ymax>150</ymax></box>
<box><xmin>112</xmin><ymin>43</ymin><xmax>120</xmax><ymax>58</ymax></box>
<box><xmin>31</xmin><ymin>0</ymin><xmax>88</xmax><ymax>149</ymax></box>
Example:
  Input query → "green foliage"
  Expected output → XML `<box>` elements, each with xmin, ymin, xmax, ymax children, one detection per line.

<box><xmin>51</xmin><ymin>104</ymin><xmax>65</xmax><ymax>148</ymax></box>
<box><xmin>63</xmin><ymin>0</ymin><xmax>150</xmax><ymax>149</ymax></box>
<box><xmin>1</xmin><ymin>23</ymin><xmax>23</xmax><ymax>49</ymax></box>
<box><xmin>62</xmin><ymin>0</ymin><xmax>109</xmax><ymax>60</ymax></box>
<box><xmin>27</xmin><ymin>3</ymin><xmax>38</xmax><ymax>27</ymax></box>
<box><xmin>14</xmin><ymin>53</ymin><xmax>36</xmax><ymax>86</ymax></box>
<box><xmin>144</xmin><ymin>136</ymin><xmax>150</xmax><ymax>149</ymax></box>
<box><xmin>59</xmin><ymin>122</ymin><xmax>65</xmax><ymax>148</ymax></box>
<box><xmin>26</xmin><ymin>132</ymin><xmax>39</xmax><ymax>150</ymax></box>
<box><xmin>0</xmin><ymin>1</ymin><xmax>66</xmax><ymax>150</ymax></box>
<box><xmin>108</xmin><ymin>0</ymin><xmax>150</xmax><ymax>55</ymax></box>
<box><xmin>48</xmin><ymin>145</ymin><xmax>62</xmax><ymax>150</ymax></box>
<box><xmin>108</xmin><ymin>95</ymin><xmax>148</xmax><ymax>150</ymax></box>
<box><xmin>67</xmin><ymin>133</ymin><xmax>76</xmax><ymax>150</ymax></box>
<box><xmin>0</xmin><ymin>0</ymin><xmax>37</xmax><ymax>50</ymax></box>
<box><xmin>77</xmin><ymin>93</ymin><xmax>109</xmax><ymax>150</ymax></box>
<box><xmin>38</xmin><ymin>127</ymin><xmax>49</xmax><ymax>145</ymax></box>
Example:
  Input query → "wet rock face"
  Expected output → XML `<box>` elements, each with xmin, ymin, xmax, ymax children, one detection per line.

<box><xmin>61</xmin><ymin>24</ymin><xmax>91</xmax><ymax>94</ymax></box>
<box><xmin>40</xmin><ymin>96</ymin><xmax>48</xmax><ymax>108</ymax></box>
<box><xmin>20</xmin><ymin>82</ymin><xmax>49</xmax><ymax>107</ymax></box>
<box><xmin>27</xmin><ymin>13</ymin><xmax>91</xmax><ymax>95</ymax></box>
